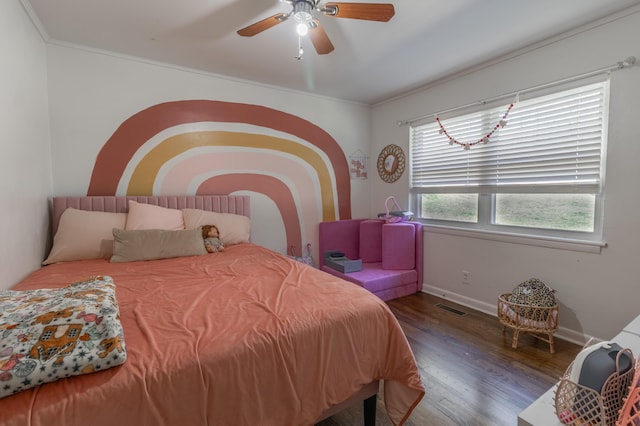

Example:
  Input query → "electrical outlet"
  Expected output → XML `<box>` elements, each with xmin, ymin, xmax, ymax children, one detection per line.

<box><xmin>462</xmin><ymin>270</ymin><xmax>470</xmax><ymax>284</ymax></box>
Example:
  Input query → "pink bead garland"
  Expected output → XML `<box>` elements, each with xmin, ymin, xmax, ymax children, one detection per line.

<box><xmin>436</xmin><ymin>103</ymin><xmax>515</xmax><ymax>150</ymax></box>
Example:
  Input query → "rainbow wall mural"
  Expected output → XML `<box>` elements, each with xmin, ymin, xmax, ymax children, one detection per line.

<box><xmin>87</xmin><ymin>100</ymin><xmax>352</xmax><ymax>250</ymax></box>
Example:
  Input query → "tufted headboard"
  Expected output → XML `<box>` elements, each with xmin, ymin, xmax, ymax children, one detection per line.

<box><xmin>52</xmin><ymin>195</ymin><xmax>251</xmax><ymax>235</ymax></box>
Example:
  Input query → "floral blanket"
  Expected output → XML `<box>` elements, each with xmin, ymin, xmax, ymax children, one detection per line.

<box><xmin>0</xmin><ymin>276</ymin><xmax>126</xmax><ymax>398</ymax></box>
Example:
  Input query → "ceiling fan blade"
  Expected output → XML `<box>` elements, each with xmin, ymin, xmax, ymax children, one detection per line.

<box><xmin>322</xmin><ymin>2</ymin><xmax>395</xmax><ymax>22</ymax></box>
<box><xmin>309</xmin><ymin>21</ymin><xmax>335</xmax><ymax>55</ymax></box>
<box><xmin>237</xmin><ymin>13</ymin><xmax>289</xmax><ymax>37</ymax></box>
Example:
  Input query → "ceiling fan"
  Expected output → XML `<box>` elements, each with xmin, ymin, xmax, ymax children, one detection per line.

<box><xmin>237</xmin><ymin>1</ymin><xmax>395</xmax><ymax>55</ymax></box>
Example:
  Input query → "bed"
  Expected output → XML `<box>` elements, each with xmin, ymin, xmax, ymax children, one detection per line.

<box><xmin>0</xmin><ymin>195</ymin><xmax>424</xmax><ymax>426</ymax></box>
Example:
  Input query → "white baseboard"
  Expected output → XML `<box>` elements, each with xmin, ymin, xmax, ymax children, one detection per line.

<box><xmin>421</xmin><ymin>285</ymin><xmax>591</xmax><ymax>346</ymax></box>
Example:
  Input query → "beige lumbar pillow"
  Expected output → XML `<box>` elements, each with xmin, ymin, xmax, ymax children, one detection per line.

<box><xmin>110</xmin><ymin>228</ymin><xmax>207</xmax><ymax>263</ymax></box>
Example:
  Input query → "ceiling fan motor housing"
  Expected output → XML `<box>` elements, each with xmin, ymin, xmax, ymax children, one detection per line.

<box><xmin>293</xmin><ymin>1</ymin><xmax>315</xmax><ymax>22</ymax></box>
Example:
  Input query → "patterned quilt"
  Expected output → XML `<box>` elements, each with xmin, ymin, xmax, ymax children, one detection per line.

<box><xmin>0</xmin><ymin>276</ymin><xmax>126</xmax><ymax>398</ymax></box>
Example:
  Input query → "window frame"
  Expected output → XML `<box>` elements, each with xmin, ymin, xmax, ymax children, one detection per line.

<box><xmin>408</xmin><ymin>79</ymin><xmax>609</xmax><ymax>252</ymax></box>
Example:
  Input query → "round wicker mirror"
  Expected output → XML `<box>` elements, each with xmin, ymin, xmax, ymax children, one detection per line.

<box><xmin>377</xmin><ymin>144</ymin><xmax>405</xmax><ymax>183</ymax></box>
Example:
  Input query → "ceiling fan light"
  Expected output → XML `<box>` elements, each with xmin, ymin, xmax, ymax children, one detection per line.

<box><xmin>296</xmin><ymin>22</ymin><xmax>309</xmax><ymax>36</ymax></box>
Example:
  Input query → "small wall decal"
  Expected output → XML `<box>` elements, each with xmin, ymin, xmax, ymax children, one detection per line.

<box><xmin>349</xmin><ymin>149</ymin><xmax>368</xmax><ymax>180</ymax></box>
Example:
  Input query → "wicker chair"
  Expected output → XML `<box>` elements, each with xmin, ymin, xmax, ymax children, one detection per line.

<box><xmin>497</xmin><ymin>293</ymin><xmax>558</xmax><ymax>354</ymax></box>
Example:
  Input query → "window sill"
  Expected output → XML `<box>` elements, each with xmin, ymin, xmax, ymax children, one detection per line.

<box><xmin>422</xmin><ymin>224</ymin><xmax>607</xmax><ymax>254</ymax></box>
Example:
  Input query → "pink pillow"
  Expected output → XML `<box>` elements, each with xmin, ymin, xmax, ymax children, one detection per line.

<box><xmin>43</xmin><ymin>208</ymin><xmax>127</xmax><ymax>264</ymax></box>
<box><xmin>125</xmin><ymin>200</ymin><xmax>184</xmax><ymax>230</ymax></box>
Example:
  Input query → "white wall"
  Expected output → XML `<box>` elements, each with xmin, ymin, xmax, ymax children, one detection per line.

<box><xmin>0</xmin><ymin>1</ymin><xmax>52</xmax><ymax>289</ymax></box>
<box><xmin>45</xmin><ymin>43</ymin><xmax>372</xmax><ymax>254</ymax></box>
<box><xmin>372</xmin><ymin>7</ymin><xmax>640</xmax><ymax>342</ymax></box>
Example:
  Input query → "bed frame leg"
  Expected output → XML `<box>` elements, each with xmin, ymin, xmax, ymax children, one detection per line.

<box><xmin>363</xmin><ymin>394</ymin><xmax>377</xmax><ymax>426</ymax></box>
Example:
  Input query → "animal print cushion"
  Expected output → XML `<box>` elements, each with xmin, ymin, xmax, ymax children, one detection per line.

<box><xmin>509</xmin><ymin>278</ymin><xmax>556</xmax><ymax>320</ymax></box>
<box><xmin>0</xmin><ymin>276</ymin><xmax>126</xmax><ymax>399</ymax></box>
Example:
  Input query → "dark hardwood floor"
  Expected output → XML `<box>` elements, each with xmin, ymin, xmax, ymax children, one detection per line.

<box><xmin>318</xmin><ymin>292</ymin><xmax>581</xmax><ymax>426</ymax></box>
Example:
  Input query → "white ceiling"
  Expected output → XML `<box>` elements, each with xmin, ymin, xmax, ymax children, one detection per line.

<box><xmin>22</xmin><ymin>0</ymin><xmax>640</xmax><ymax>104</ymax></box>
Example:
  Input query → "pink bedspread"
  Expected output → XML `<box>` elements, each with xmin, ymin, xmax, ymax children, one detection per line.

<box><xmin>1</xmin><ymin>244</ymin><xmax>424</xmax><ymax>425</ymax></box>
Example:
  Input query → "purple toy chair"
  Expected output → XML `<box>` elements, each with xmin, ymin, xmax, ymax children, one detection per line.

<box><xmin>318</xmin><ymin>219</ymin><xmax>423</xmax><ymax>301</ymax></box>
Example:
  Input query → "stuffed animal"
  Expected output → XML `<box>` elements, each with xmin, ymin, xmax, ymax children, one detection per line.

<box><xmin>201</xmin><ymin>225</ymin><xmax>224</xmax><ymax>253</ymax></box>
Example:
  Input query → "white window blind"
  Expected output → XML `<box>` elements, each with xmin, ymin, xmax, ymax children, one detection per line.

<box><xmin>410</xmin><ymin>81</ymin><xmax>608</xmax><ymax>194</ymax></box>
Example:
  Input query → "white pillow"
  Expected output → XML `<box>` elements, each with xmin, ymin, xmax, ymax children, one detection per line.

<box><xmin>182</xmin><ymin>208</ymin><xmax>250</xmax><ymax>246</ymax></box>
<box><xmin>43</xmin><ymin>208</ymin><xmax>127</xmax><ymax>265</ymax></box>
<box><xmin>125</xmin><ymin>200</ymin><xmax>184</xmax><ymax>230</ymax></box>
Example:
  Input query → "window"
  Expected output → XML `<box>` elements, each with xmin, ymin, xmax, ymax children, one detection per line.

<box><xmin>410</xmin><ymin>81</ymin><xmax>608</xmax><ymax>245</ymax></box>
